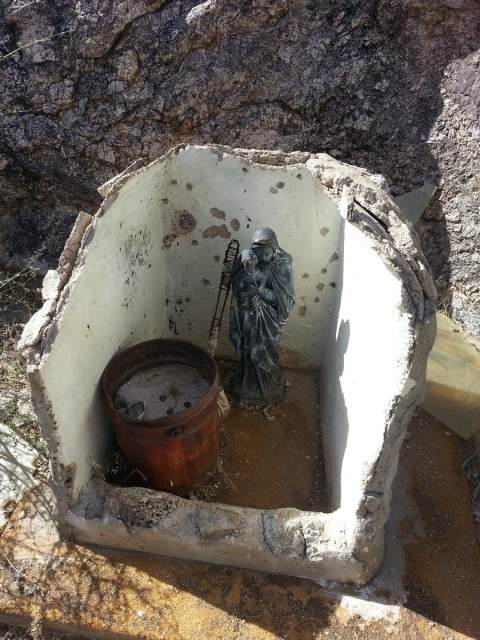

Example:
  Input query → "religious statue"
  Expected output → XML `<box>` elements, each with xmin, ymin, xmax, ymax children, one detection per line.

<box><xmin>229</xmin><ymin>228</ymin><xmax>295</xmax><ymax>405</ymax></box>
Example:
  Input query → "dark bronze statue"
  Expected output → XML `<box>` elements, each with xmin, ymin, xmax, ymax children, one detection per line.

<box><xmin>229</xmin><ymin>228</ymin><xmax>295</xmax><ymax>405</ymax></box>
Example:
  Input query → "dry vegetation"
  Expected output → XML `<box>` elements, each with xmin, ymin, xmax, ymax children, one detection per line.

<box><xmin>0</xmin><ymin>623</ymin><xmax>79</xmax><ymax>640</ymax></box>
<box><xmin>0</xmin><ymin>269</ymin><xmax>54</xmax><ymax>640</ymax></box>
<box><xmin>0</xmin><ymin>268</ymin><xmax>47</xmax><ymax>472</ymax></box>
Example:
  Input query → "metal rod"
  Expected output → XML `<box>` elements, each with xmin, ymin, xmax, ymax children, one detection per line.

<box><xmin>208</xmin><ymin>239</ymin><xmax>240</xmax><ymax>356</ymax></box>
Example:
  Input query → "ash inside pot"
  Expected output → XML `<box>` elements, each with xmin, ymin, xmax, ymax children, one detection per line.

<box><xmin>115</xmin><ymin>364</ymin><xmax>211</xmax><ymax>420</ymax></box>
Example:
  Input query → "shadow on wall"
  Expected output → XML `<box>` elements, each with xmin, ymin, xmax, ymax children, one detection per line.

<box><xmin>319</xmin><ymin>209</ymin><xmax>348</xmax><ymax>512</ymax></box>
<box><xmin>330</xmin><ymin>317</ymin><xmax>350</xmax><ymax>510</ymax></box>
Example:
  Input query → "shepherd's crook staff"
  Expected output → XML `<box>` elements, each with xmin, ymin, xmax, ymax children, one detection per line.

<box><xmin>207</xmin><ymin>239</ymin><xmax>240</xmax><ymax>357</ymax></box>
<box><xmin>207</xmin><ymin>239</ymin><xmax>240</xmax><ymax>417</ymax></box>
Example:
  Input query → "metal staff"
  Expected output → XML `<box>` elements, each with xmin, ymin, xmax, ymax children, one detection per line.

<box><xmin>207</xmin><ymin>239</ymin><xmax>240</xmax><ymax>357</ymax></box>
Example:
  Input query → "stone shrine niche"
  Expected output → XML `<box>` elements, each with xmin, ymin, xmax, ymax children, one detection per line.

<box><xmin>20</xmin><ymin>144</ymin><xmax>435</xmax><ymax>584</ymax></box>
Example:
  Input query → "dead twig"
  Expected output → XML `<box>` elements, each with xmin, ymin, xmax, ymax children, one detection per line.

<box><xmin>1</xmin><ymin>552</ymin><xmax>38</xmax><ymax>586</ymax></box>
<box><xmin>0</xmin><ymin>28</ymin><xmax>75</xmax><ymax>63</ymax></box>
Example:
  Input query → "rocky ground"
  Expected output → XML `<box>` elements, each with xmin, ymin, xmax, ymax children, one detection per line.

<box><xmin>0</xmin><ymin>0</ymin><xmax>479</xmax><ymax>341</ymax></box>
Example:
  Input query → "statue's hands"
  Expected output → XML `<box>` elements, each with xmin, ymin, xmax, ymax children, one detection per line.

<box><xmin>258</xmin><ymin>286</ymin><xmax>275</xmax><ymax>303</ymax></box>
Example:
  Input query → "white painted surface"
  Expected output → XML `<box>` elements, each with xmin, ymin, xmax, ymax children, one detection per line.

<box><xmin>39</xmin><ymin>166</ymin><xmax>169</xmax><ymax>496</ymax></box>
<box><xmin>158</xmin><ymin>147</ymin><xmax>342</xmax><ymax>364</ymax></box>
<box><xmin>321</xmin><ymin>222</ymin><xmax>413</xmax><ymax>513</ymax></box>
<box><xmin>34</xmin><ymin>146</ymin><xmax>342</xmax><ymax>500</ymax></box>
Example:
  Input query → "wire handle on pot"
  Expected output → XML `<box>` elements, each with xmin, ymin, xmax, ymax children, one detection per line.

<box><xmin>173</xmin><ymin>430</ymin><xmax>219</xmax><ymax>440</ymax></box>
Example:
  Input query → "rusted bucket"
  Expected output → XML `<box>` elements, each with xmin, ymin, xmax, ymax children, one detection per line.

<box><xmin>102</xmin><ymin>338</ymin><xmax>219</xmax><ymax>492</ymax></box>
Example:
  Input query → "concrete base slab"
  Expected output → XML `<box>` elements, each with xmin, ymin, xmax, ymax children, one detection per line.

<box><xmin>1</xmin><ymin>410</ymin><xmax>479</xmax><ymax>640</ymax></box>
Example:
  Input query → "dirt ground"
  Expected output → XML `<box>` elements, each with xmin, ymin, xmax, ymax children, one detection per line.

<box><xmin>212</xmin><ymin>401</ymin><xmax>326</xmax><ymax>511</ymax></box>
<box><xmin>0</xmin><ymin>409</ymin><xmax>479</xmax><ymax>640</ymax></box>
<box><xmin>194</xmin><ymin>369</ymin><xmax>327</xmax><ymax>512</ymax></box>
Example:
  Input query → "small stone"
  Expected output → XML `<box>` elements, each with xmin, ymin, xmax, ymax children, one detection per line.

<box><xmin>17</xmin><ymin>298</ymin><xmax>57</xmax><ymax>351</ymax></box>
<box><xmin>42</xmin><ymin>269</ymin><xmax>61</xmax><ymax>302</ymax></box>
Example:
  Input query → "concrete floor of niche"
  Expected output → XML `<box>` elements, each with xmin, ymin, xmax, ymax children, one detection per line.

<box><xmin>194</xmin><ymin>367</ymin><xmax>328</xmax><ymax>512</ymax></box>
<box><xmin>1</xmin><ymin>409</ymin><xmax>480</xmax><ymax>640</ymax></box>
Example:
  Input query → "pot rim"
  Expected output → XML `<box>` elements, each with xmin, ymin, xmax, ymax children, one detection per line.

<box><xmin>102</xmin><ymin>338</ymin><xmax>219</xmax><ymax>429</ymax></box>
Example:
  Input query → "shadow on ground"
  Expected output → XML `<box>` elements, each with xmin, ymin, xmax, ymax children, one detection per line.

<box><xmin>1</xmin><ymin>411</ymin><xmax>479</xmax><ymax>639</ymax></box>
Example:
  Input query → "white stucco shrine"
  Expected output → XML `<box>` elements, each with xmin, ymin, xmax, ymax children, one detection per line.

<box><xmin>20</xmin><ymin>144</ymin><xmax>436</xmax><ymax>584</ymax></box>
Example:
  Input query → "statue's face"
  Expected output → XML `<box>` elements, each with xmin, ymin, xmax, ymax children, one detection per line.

<box><xmin>252</xmin><ymin>244</ymin><xmax>274</xmax><ymax>264</ymax></box>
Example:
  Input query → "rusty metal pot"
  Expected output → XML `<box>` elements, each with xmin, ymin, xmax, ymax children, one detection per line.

<box><xmin>102</xmin><ymin>338</ymin><xmax>219</xmax><ymax>492</ymax></box>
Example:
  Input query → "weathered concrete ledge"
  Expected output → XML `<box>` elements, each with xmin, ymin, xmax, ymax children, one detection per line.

<box><xmin>20</xmin><ymin>144</ymin><xmax>436</xmax><ymax>583</ymax></box>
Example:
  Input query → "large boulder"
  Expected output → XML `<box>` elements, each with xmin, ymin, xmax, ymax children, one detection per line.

<box><xmin>1</xmin><ymin>0</ymin><xmax>479</xmax><ymax>340</ymax></box>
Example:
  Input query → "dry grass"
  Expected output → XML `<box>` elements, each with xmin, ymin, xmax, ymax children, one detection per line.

<box><xmin>188</xmin><ymin>408</ymin><xmax>238</xmax><ymax>502</ymax></box>
<box><xmin>0</xmin><ymin>268</ymin><xmax>55</xmax><ymax>639</ymax></box>
<box><xmin>0</xmin><ymin>623</ymin><xmax>79</xmax><ymax>640</ymax></box>
<box><xmin>0</xmin><ymin>268</ymin><xmax>47</xmax><ymax>468</ymax></box>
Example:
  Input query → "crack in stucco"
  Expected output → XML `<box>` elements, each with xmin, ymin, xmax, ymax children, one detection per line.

<box><xmin>261</xmin><ymin>512</ymin><xmax>275</xmax><ymax>554</ymax></box>
<box><xmin>299</xmin><ymin>523</ymin><xmax>308</xmax><ymax>559</ymax></box>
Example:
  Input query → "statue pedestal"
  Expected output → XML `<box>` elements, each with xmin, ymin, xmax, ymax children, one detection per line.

<box><xmin>229</xmin><ymin>368</ymin><xmax>285</xmax><ymax>406</ymax></box>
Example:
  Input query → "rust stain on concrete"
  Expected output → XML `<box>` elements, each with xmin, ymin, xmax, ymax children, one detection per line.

<box><xmin>329</xmin><ymin>252</ymin><xmax>339</xmax><ymax>263</ymax></box>
<box><xmin>210</xmin><ymin>208</ymin><xmax>226</xmax><ymax>220</ymax></box>
<box><xmin>175</xmin><ymin>210</ymin><xmax>197</xmax><ymax>234</ymax></box>
<box><xmin>163</xmin><ymin>234</ymin><xmax>176</xmax><ymax>248</ymax></box>
<box><xmin>202</xmin><ymin>225</ymin><xmax>231</xmax><ymax>240</ymax></box>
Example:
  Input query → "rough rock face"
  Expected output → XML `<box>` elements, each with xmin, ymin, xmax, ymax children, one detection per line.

<box><xmin>0</xmin><ymin>0</ymin><xmax>479</xmax><ymax>339</ymax></box>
